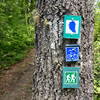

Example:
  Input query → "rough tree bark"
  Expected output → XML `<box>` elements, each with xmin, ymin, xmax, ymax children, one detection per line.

<box><xmin>32</xmin><ymin>0</ymin><xmax>94</xmax><ymax>100</ymax></box>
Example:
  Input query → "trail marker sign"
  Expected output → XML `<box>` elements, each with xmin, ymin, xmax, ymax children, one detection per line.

<box><xmin>63</xmin><ymin>15</ymin><xmax>81</xmax><ymax>39</ymax></box>
<box><xmin>62</xmin><ymin>67</ymin><xmax>80</xmax><ymax>88</ymax></box>
<box><xmin>65</xmin><ymin>45</ymin><xmax>80</xmax><ymax>62</ymax></box>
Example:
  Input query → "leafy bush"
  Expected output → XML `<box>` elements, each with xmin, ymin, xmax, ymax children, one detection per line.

<box><xmin>94</xmin><ymin>5</ymin><xmax>100</xmax><ymax>100</ymax></box>
<box><xmin>0</xmin><ymin>0</ymin><xmax>35</xmax><ymax>69</ymax></box>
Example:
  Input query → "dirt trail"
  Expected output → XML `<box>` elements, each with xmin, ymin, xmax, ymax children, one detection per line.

<box><xmin>0</xmin><ymin>49</ymin><xmax>35</xmax><ymax>100</ymax></box>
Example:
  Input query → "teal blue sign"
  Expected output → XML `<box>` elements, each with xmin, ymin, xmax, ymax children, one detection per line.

<box><xmin>65</xmin><ymin>45</ymin><xmax>80</xmax><ymax>62</ymax></box>
<box><xmin>63</xmin><ymin>15</ymin><xmax>81</xmax><ymax>39</ymax></box>
<box><xmin>62</xmin><ymin>67</ymin><xmax>80</xmax><ymax>88</ymax></box>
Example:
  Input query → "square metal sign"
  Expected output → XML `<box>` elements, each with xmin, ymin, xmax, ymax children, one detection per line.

<box><xmin>65</xmin><ymin>45</ymin><xmax>80</xmax><ymax>62</ymax></box>
<box><xmin>63</xmin><ymin>15</ymin><xmax>81</xmax><ymax>39</ymax></box>
<box><xmin>62</xmin><ymin>67</ymin><xmax>80</xmax><ymax>88</ymax></box>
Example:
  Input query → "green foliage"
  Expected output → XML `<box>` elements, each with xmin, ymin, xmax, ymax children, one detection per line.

<box><xmin>94</xmin><ymin>2</ymin><xmax>100</xmax><ymax>99</ymax></box>
<box><xmin>0</xmin><ymin>0</ymin><xmax>36</xmax><ymax>69</ymax></box>
<box><xmin>0</xmin><ymin>0</ymin><xmax>100</xmax><ymax>99</ymax></box>
<box><xmin>97</xmin><ymin>1</ymin><xmax>100</xmax><ymax>9</ymax></box>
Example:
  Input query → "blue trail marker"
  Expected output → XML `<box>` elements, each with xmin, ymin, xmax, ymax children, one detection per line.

<box><xmin>65</xmin><ymin>44</ymin><xmax>80</xmax><ymax>62</ymax></box>
<box><xmin>69</xmin><ymin>21</ymin><xmax>76</xmax><ymax>33</ymax></box>
<box><xmin>63</xmin><ymin>15</ymin><xmax>81</xmax><ymax>39</ymax></box>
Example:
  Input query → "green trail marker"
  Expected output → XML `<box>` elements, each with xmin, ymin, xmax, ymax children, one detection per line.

<box><xmin>63</xmin><ymin>15</ymin><xmax>81</xmax><ymax>39</ymax></box>
<box><xmin>62</xmin><ymin>67</ymin><xmax>80</xmax><ymax>88</ymax></box>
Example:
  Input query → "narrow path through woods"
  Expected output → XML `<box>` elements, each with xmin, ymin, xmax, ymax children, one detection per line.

<box><xmin>0</xmin><ymin>49</ymin><xmax>35</xmax><ymax>100</ymax></box>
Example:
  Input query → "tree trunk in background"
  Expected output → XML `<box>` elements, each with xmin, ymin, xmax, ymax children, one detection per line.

<box><xmin>32</xmin><ymin>0</ymin><xmax>94</xmax><ymax>100</ymax></box>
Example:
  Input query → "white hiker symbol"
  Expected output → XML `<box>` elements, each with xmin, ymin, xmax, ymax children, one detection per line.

<box><xmin>71</xmin><ymin>74</ymin><xmax>76</xmax><ymax>83</ymax></box>
<box><xmin>66</xmin><ymin>74</ymin><xmax>70</xmax><ymax>82</ymax></box>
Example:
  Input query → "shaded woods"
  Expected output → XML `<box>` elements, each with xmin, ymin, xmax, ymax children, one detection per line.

<box><xmin>0</xmin><ymin>0</ymin><xmax>100</xmax><ymax>100</ymax></box>
<box><xmin>0</xmin><ymin>0</ymin><xmax>35</xmax><ymax>68</ymax></box>
<box><xmin>94</xmin><ymin>1</ymin><xmax>100</xmax><ymax>99</ymax></box>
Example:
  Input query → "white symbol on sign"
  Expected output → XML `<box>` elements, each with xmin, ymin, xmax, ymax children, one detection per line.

<box><xmin>66</xmin><ymin>20</ymin><xmax>79</xmax><ymax>34</ymax></box>
<box><xmin>66</xmin><ymin>74</ymin><xmax>76</xmax><ymax>83</ymax></box>
<box><xmin>66</xmin><ymin>74</ymin><xmax>70</xmax><ymax>82</ymax></box>
<box><xmin>71</xmin><ymin>74</ymin><xmax>76</xmax><ymax>83</ymax></box>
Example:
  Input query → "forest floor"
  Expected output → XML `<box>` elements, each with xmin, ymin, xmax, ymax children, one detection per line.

<box><xmin>0</xmin><ymin>49</ymin><xmax>35</xmax><ymax>100</ymax></box>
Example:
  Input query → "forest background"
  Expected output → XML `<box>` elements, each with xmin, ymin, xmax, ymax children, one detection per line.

<box><xmin>0</xmin><ymin>0</ymin><xmax>100</xmax><ymax>99</ymax></box>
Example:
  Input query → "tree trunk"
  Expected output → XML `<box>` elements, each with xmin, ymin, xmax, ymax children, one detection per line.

<box><xmin>32</xmin><ymin>0</ymin><xmax>94</xmax><ymax>100</ymax></box>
